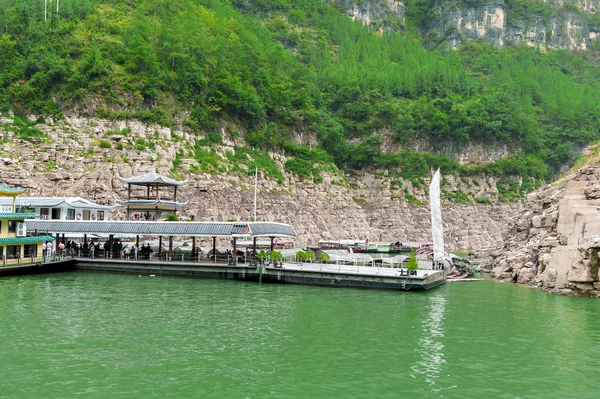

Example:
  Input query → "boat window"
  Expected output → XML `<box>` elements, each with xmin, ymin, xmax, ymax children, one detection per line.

<box><xmin>67</xmin><ymin>209</ymin><xmax>75</xmax><ymax>220</ymax></box>
<box><xmin>83</xmin><ymin>210</ymin><xmax>91</xmax><ymax>220</ymax></box>
<box><xmin>51</xmin><ymin>208</ymin><xmax>61</xmax><ymax>220</ymax></box>
<box><xmin>97</xmin><ymin>211</ymin><xmax>105</xmax><ymax>221</ymax></box>
<box><xmin>8</xmin><ymin>220</ymin><xmax>17</xmax><ymax>233</ymax></box>
<box><xmin>24</xmin><ymin>244</ymin><xmax>37</xmax><ymax>258</ymax></box>
<box><xmin>6</xmin><ymin>245</ymin><xmax>20</xmax><ymax>259</ymax></box>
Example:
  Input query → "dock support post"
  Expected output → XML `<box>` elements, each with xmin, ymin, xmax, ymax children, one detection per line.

<box><xmin>232</xmin><ymin>237</ymin><xmax>237</xmax><ymax>266</ymax></box>
<box><xmin>270</xmin><ymin>236</ymin><xmax>274</xmax><ymax>252</ymax></box>
<box><xmin>168</xmin><ymin>236</ymin><xmax>173</xmax><ymax>261</ymax></box>
<box><xmin>212</xmin><ymin>236</ymin><xmax>216</xmax><ymax>263</ymax></box>
<box><xmin>109</xmin><ymin>234</ymin><xmax>114</xmax><ymax>259</ymax></box>
<box><xmin>253</xmin><ymin>237</ymin><xmax>257</xmax><ymax>264</ymax></box>
<box><xmin>192</xmin><ymin>236</ymin><xmax>196</xmax><ymax>262</ymax></box>
<box><xmin>158</xmin><ymin>236</ymin><xmax>162</xmax><ymax>259</ymax></box>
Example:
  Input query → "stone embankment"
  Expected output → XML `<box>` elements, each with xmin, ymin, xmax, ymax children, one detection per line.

<box><xmin>484</xmin><ymin>165</ymin><xmax>600</xmax><ymax>297</ymax></box>
<box><xmin>0</xmin><ymin>113</ymin><xmax>520</xmax><ymax>248</ymax></box>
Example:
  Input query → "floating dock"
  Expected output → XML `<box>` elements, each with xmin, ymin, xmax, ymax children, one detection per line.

<box><xmin>70</xmin><ymin>259</ymin><xmax>446</xmax><ymax>291</ymax></box>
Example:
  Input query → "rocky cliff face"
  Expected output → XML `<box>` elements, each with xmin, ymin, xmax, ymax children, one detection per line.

<box><xmin>0</xmin><ymin>113</ymin><xmax>520</xmax><ymax>249</ymax></box>
<box><xmin>326</xmin><ymin>0</ymin><xmax>406</xmax><ymax>31</ymax></box>
<box><xmin>432</xmin><ymin>0</ymin><xmax>600</xmax><ymax>50</ymax></box>
<box><xmin>334</xmin><ymin>0</ymin><xmax>600</xmax><ymax>50</ymax></box>
<box><xmin>482</xmin><ymin>155</ymin><xmax>600</xmax><ymax>296</ymax></box>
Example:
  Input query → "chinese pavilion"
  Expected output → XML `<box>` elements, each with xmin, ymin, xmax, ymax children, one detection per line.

<box><xmin>116</xmin><ymin>171</ymin><xmax>188</xmax><ymax>221</ymax></box>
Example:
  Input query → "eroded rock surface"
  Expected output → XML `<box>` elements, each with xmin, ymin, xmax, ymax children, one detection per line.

<box><xmin>486</xmin><ymin>165</ymin><xmax>600</xmax><ymax>297</ymax></box>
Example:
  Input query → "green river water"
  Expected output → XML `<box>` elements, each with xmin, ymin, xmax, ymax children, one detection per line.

<box><xmin>1</xmin><ymin>272</ymin><xmax>599</xmax><ymax>398</ymax></box>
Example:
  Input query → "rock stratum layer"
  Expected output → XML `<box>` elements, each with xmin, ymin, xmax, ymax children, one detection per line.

<box><xmin>484</xmin><ymin>156</ymin><xmax>600</xmax><ymax>296</ymax></box>
<box><xmin>0</xmin><ymin>114</ymin><xmax>519</xmax><ymax>248</ymax></box>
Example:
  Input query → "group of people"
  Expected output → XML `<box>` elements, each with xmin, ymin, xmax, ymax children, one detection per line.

<box><xmin>121</xmin><ymin>243</ymin><xmax>153</xmax><ymax>260</ymax></box>
<box><xmin>41</xmin><ymin>239</ymin><xmax>156</xmax><ymax>260</ymax></box>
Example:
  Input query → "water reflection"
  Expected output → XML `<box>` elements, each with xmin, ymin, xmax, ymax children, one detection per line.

<box><xmin>411</xmin><ymin>293</ymin><xmax>448</xmax><ymax>389</ymax></box>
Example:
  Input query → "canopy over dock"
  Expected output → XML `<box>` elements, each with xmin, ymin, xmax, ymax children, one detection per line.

<box><xmin>25</xmin><ymin>220</ymin><xmax>296</xmax><ymax>239</ymax></box>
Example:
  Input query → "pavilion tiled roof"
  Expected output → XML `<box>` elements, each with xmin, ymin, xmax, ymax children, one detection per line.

<box><xmin>116</xmin><ymin>200</ymin><xmax>188</xmax><ymax>208</ymax></box>
<box><xmin>0</xmin><ymin>213</ymin><xmax>38</xmax><ymax>219</ymax></box>
<box><xmin>0</xmin><ymin>183</ymin><xmax>26</xmax><ymax>196</ymax></box>
<box><xmin>117</xmin><ymin>172</ymin><xmax>187</xmax><ymax>186</ymax></box>
<box><xmin>0</xmin><ymin>235</ymin><xmax>55</xmax><ymax>245</ymax></box>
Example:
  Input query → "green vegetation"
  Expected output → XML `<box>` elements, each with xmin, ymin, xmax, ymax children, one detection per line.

<box><xmin>443</xmin><ymin>188</ymin><xmax>472</xmax><ymax>205</ymax></box>
<box><xmin>3</xmin><ymin>116</ymin><xmax>47</xmax><ymax>141</ymax></box>
<box><xmin>474</xmin><ymin>197</ymin><xmax>492</xmax><ymax>205</ymax></box>
<box><xmin>496</xmin><ymin>177</ymin><xmax>540</xmax><ymax>202</ymax></box>
<box><xmin>225</xmin><ymin>146</ymin><xmax>284</xmax><ymax>184</ymax></box>
<box><xmin>1</xmin><ymin>0</ymin><xmax>600</xmax><ymax>181</ymax></box>
<box><xmin>296</xmin><ymin>251</ymin><xmax>315</xmax><ymax>262</ymax></box>
<box><xmin>99</xmin><ymin>139</ymin><xmax>111</xmax><ymax>149</ymax></box>
<box><xmin>319</xmin><ymin>252</ymin><xmax>330</xmax><ymax>263</ymax></box>
<box><xmin>406</xmin><ymin>248</ymin><xmax>418</xmax><ymax>271</ymax></box>
<box><xmin>257</xmin><ymin>249</ymin><xmax>268</xmax><ymax>263</ymax></box>
<box><xmin>164</xmin><ymin>213</ymin><xmax>179</xmax><ymax>221</ymax></box>
<box><xmin>269</xmin><ymin>250</ymin><xmax>282</xmax><ymax>262</ymax></box>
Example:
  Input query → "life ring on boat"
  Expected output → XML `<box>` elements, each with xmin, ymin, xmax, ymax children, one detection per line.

<box><xmin>76</xmin><ymin>213</ymin><xmax>82</xmax><ymax>220</ymax></box>
<box><xmin>91</xmin><ymin>214</ymin><xmax>96</xmax><ymax>220</ymax></box>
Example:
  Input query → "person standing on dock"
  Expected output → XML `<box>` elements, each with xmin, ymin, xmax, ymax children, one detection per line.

<box><xmin>133</xmin><ymin>244</ymin><xmax>138</xmax><ymax>261</ymax></box>
<box><xmin>47</xmin><ymin>241</ymin><xmax>53</xmax><ymax>258</ymax></box>
<box><xmin>89</xmin><ymin>243</ymin><xmax>95</xmax><ymax>259</ymax></box>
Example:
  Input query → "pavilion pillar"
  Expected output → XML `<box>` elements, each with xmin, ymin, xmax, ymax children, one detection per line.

<box><xmin>253</xmin><ymin>237</ymin><xmax>257</xmax><ymax>263</ymax></box>
<box><xmin>84</xmin><ymin>234</ymin><xmax>87</xmax><ymax>245</ymax></box>
<box><xmin>155</xmin><ymin>206</ymin><xmax>158</xmax><ymax>221</ymax></box>
<box><xmin>55</xmin><ymin>234</ymin><xmax>59</xmax><ymax>256</ymax></box>
<box><xmin>11</xmin><ymin>196</ymin><xmax>16</xmax><ymax>212</ymax></box>
<box><xmin>270</xmin><ymin>236</ymin><xmax>274</xmax><ymax>252</ymax></box>
<box><xmin>158</xmin><ymin>236</ymin><xmax>162</xmax><ymax>258</ymax></box>
<box><xmin>174</xmin><ymin>186</ymin><xmax>177</xmax><ymax>202</ymax></box>
<box><xmin>62</xmin><ymin>233</ymin><xmax>65</xmax><ymax>243</ymax></box>
<box><xmin>232</xmin><ymin>237</ymin><xmax>237</xmax><ymax>265</ymax></box>
<box><xmin>192</xmin><ymin>236</ymin><xmax>196</xmax><ymax>260</ymax></box>
<box><xmin>136</xmin><ymin>235</ymin><xmax>139</xmax><ymax>247</ymax></box>
<box><xmin>212</xmin><ymin>236</ymin><xmax>216</xmax><ymax>263</ymax></box>
<box><xmin>168</xmin><ymin>236</ymin><xmax>173</xmax><ymax>261</ymax></box>
<box><xmin>146</xmin><ymin>185</ymin><xmax>150</xmax><ymax>199</ymax></box>
<box><xmin>109</xmin><ymin>234</ymin><xmax>114</xmax><ymax>259</ymax></box>
<box><xmin>128</xmin><ymin>184</ymin><xmax>131</xmax><ymax>200</ymax></box>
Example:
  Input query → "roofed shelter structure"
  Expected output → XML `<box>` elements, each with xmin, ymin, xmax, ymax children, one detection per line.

<box><xmin>117</xmin><ymin>171</ymin><xmax>188</xmax><ymax>221</ymax></box>
<box><xmin>0</xmin><ymin>183</ymin><xmax>27</xmax><ymax>212</ymax></box>
<box><xmin>0</xmin><ymin>184</ymin><xmax>53</xmax><ymax>266</ymax></box>
<box><xmin>25</xmin><ymin>220</ymin><xmax>297</xmax><ymax>265</ymax></box>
